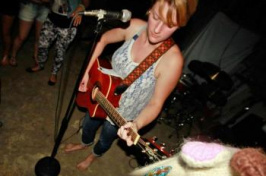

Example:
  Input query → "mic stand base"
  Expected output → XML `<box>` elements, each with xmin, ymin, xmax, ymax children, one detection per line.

<box><xmin>35</xmin><ymin>156</ymin><xmax>60</xmax><ymax>176</ymax></box>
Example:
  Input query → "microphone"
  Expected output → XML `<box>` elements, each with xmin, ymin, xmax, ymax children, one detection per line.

<box><xmin>81</xmin><ymin>9</ymin><xmax>132</xmax><ymax>22</ymax></box>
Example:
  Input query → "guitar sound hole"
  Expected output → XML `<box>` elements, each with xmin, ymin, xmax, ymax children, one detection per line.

<box><xmin>91</xmin><ymin>83</ymin><xmax>101</xmax><ymax>103</ymax></box>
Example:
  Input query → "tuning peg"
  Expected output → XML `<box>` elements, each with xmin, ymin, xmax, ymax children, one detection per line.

<box><xmin>160</xmin><ymin>143</ymin><xmax>166</xmax><ymax>147</ymax></box>
<box><xmin>162</xmin><ymin>156</ymin><xmax>167</xmax><ymax>159</ymax></box>
<box><xmin>152</xmin><ymin>136</ymin><xmax>158</xmax><ymax>142</ymax></box>
<box><xmin>170</xmin><ymin>149</ymin><xmax>176</xmax><ymax>154</ymax></box>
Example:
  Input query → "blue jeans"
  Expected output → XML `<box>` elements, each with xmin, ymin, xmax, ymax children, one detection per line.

<box><xmin>82</xmin><ymin>112</ymin><xmax>118</xmax><ymax>156</ymax></box>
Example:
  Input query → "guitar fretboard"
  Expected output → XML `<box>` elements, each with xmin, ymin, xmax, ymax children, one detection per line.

<box><xmin>94</xmin><ymin>88</ymin><xmax>140</xmax><ymax>145</ymax></box>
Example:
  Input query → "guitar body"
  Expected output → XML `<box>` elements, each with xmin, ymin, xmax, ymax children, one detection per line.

<box><xmin>76</xmin><ymin>58</ymin><xmax>122</xmax><ymax>119</ymax></box>
<box><xmin>76</xmin><ymin>59</ymin><xmax>172</xmax><ymax>160</ymax></box>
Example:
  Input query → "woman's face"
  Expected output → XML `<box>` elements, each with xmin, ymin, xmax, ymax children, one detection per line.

<box><xmin>147</xmin><ymin>1</ymin><xmax>179</xmax><ymax>44</ymax></box>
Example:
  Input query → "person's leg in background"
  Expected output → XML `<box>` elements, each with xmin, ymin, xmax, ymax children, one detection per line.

<box><xmin>10</xmin><ymin>18</ymin><xmax>34</xmax><ymax>66</ymax></box>
<box><xmin>0</xmin><ymin>0</ymin><xmax>20</xmax><ymax>66</ymax></box>
<box><xmin>48</xmin><ymin>27</ymin><xmax>77</xmax><ymax>85</ymax></box>
<box><xmin>0</xmin><ymin>15</ymin><xmax>16</xmax><ymax>66</ymax></box>
<box><xmin>26</xmin><ymin>18</ymin><xmax>57</xmax><ymax>73</ymax></box>
<box><xmin>10</xmin><ymin>3</ymin><xmax>49</xmax><ymax>66</ymax></box>
<box><xmin>32</xmin><ymin>5</ymin><xmax>50</xmax><ymax>65</ymax></box>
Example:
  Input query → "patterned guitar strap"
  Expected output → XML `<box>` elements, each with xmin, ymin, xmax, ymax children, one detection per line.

<box><xmin>114</xmin><ymin>37</ymin><xmax>175</xmax><ymax>95</ymax></box>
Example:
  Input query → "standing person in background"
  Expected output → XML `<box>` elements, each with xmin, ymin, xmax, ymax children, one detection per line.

<box><xmin>64</xmin><ymin>0</ymin><xmax>198</xmax><ymax>171</ymax></box>
<box><xmin>9</xmin><ymin>0</ymin><xmax>50</xmax><ymax>67</ymax></box>
<box><xmin>0</xmin><ymin>0</ymin><xmax>20</xmax><ymax>66</ymax></box>
<box><xmin>26</xmin><ymin>0</ymin><xmax>90</xmax><ymax>86</ymax></box>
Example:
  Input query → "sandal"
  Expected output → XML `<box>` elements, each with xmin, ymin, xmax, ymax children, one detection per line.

<box><xmin>9</xmin><ymin>57</ymin><xmax>18</xmax><ymax>67</ymax></box>
<box><xmin>26</xmin><ymin>66</ymin><xmax>44</xmax><ymax>73</ymax></box>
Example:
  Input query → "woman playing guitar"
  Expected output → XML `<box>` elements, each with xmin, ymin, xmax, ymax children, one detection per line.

<box><xmin>64</xmin><ymin>0</ymin><xmax>198</xmax><ymax>171</ymax></box>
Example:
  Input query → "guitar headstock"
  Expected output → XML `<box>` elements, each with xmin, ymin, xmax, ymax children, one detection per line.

<box><xmin>137</xmin><ymin>136</ymin><xmax>175</xmax><ymax>163</ymax></box>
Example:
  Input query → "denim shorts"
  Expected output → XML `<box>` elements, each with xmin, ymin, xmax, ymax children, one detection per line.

<box><xmin>19</xmin><ymin>2</ymin><xmax>50</xmax><ymax>22</ymax></box>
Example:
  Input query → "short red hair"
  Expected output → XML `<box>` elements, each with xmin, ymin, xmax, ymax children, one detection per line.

<box><xmin>153</xmin><ymin>0</ymin><xmax>198</xmax><ymax>27</ymax></box>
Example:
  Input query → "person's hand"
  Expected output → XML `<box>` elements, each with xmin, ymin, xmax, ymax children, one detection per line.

<box><xmin>117</xmin><ymin>122</ymin><xmax>138</xmax><ymax>146</ymax></box>
<box><xmin>79</xmin><ymin>73</ymin><xmax>89</xmax><ymax>92</ymax></box>
<box><xmin>71</xmin><ymin>5</ymin><xmax>85</xmax><ymax>26</ymax></box>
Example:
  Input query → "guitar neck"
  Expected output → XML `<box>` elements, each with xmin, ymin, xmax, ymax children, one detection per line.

<box><xmin>95</xmin><ymin>88</ymin><xmax>167</xmax><ymax>161</ymax></box>
<box><xmin>94</xmin><ymin>88</ymin><xmax>140</xmax><ymax>145</ymax></box>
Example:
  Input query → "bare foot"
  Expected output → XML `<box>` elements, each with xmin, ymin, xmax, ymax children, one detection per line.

<box><xmin>77</xmin><ymin>153</ymin><xmax>97</xmax><ymax>171</ymax></box>
<box><xmin>1</xmin><ymin>57</ymin><xmax>9</xmax><ymax>66</ymax></box>
<box><xmin>64</xmin><ymin>143</ymin><xmax>88</xmax><ymax>153</ymax></box>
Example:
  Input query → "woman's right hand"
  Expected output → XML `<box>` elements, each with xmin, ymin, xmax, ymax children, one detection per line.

<box><xmin>78</xmin><ymin>73</ymin><xmax>89</xmax><ymax>92</ymax></box>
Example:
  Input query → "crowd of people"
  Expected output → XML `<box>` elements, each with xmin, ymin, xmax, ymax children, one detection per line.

<box><xmin>1</xmin><ymin>0</ymin><xmax>90</xmax><ymax>85</ymax></box>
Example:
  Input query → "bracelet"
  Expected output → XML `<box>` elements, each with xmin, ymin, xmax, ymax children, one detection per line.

<box><xmin>79</xmin><ymin>4</ymin><xmax>86</xmax><ymax>11</ymax></box>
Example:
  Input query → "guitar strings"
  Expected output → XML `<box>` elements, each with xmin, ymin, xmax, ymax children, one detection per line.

<box><xmin>96</xmin><ymin>88</ymin><xmax>163</xmax><ymax>162</ymax></box>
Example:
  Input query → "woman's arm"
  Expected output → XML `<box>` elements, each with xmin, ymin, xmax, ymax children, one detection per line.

<box><xmin>118</xmin><ymin>46</ymin><xmax>184</xmax><ymax>146</ymax></box>
<box><xmin>79</xmin><ymin>18</ymin><xmax>145</xmax><ymax>92</ymax></box>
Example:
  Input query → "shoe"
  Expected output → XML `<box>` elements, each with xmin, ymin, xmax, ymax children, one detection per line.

<box><xmin>9</xmin><ymin>57</ymin><xmax>17</xmax><ymax>67</ymax></box>
<box><xmin>48</xmin><ymin>80</ymin><xmax>56</xmax><ymax>86</ymax></box>
<box><xmin>48</xmin><ymin>74</ymin><xmax>57</xmax><ymax>86</ymax></box>
<box><xmin>26</xmin><ymin>66</ymin><xmax>44</xmax><ymax>73</ymax></box>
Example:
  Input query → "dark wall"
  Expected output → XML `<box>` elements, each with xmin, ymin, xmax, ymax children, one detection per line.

<box><xmin>176</xmin><ymin>0</ymin><xmax>266</xmax><ymax>103</ymax></box>
<box><xmin>175</xmin><ymin>0</ymin><xmax>266</xmax><ymax>50</ymax></box>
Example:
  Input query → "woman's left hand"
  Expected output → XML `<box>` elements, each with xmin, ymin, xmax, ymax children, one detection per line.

<box><xmin>117</xmin><ymin>122</ymin><xmax>138</xmax><ymax>146</ymax></box>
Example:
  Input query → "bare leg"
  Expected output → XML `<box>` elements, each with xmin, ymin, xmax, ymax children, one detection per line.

<box><xmin>1</xmin><ymin>15</ymin><xmax>15</xmax><ymax>66</ymax></box>
<box><xmin>33</xmin><ymin>20</ymin><xmax>44</xmax><ymax>65</ymax></box>
<box><xmin>77</xmin><ymin>153</ymin><xmax>97</xmax><ymax>171</ymax></box>
<box><xmin>10</xmin><ymin>19</ymin><xmax>33</xmax><ymax>66</ymax></box>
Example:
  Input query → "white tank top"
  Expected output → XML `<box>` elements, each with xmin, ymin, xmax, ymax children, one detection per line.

<box><xmin>110</xmin><ymin>30</ymin><xmax>158</xmax><ymax>121</ymax></box>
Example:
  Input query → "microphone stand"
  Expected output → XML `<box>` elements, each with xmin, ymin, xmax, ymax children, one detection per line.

<box><xmin>35</xmin><ymin>18</ymin><xmax>105</xmax><ymax>176</ymax></box>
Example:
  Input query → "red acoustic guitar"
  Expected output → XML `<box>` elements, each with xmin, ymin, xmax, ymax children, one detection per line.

<box><xmin>75</xmin><ymin>58</ymin><xmax>172</xmax><ymax>160</ymax></box>
<box><xmin>76</xmin><ymin>58</ymin><xmax>122</xmax><ymax>119</ymax></box>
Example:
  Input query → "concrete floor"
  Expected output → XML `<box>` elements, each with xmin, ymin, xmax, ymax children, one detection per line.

<box><xmin>0</xmin><ymin>33</ymin><xmax>189</xmax><ymax>176</ymax></box>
